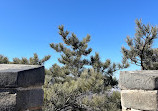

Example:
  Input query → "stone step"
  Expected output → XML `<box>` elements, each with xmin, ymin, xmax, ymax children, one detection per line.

<box><xmin>121</xmin><ymin>90</ymin><xmax>158</xmax><ymax>111</ymax></box>
<box><xmin>119</xmin><ymin>71</ymin><xmax>158</xmax><ymax>90</ymax></box>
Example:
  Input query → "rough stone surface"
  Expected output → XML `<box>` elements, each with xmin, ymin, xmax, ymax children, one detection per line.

<box><xmin>0</xmin><ymin>92</ymin><xmax>16</xmax><ymax>111</ymax></box>
<box><xmin>0</xmin><ymin>88</ymin><xmax>43</xmax><ymax>111</ymax></box>
<box><xmin>17</xmin><ymin>88</ymin><xmax>44</xmax><ymax>110</ymax></box>
<box><xmin>122</xmin><ymin>106</ymin><xmax>142</xmax><ymax>111</ymax></box>
<box><xmin>0</xmin><ymin>64</ymin><xmax>45</xmax><ymax>88</ymax></box>
<box><xmin>121</xmin><ymin>90</ymin><xmax>158</xmax><ymax>111</ymax></box>
<box><xmin>27</xmin><ymin>107</ymin><xmax>42</xmax><ymax>111</ymax></box>
<box><xmin>0</xmin><ymin>64</ymin><xmax>45</xmax><ymax>111</ymax></box>
<box><xmin>119</xmin><ymin>71</ymin><xmax>158</xmax><ymax>90</ymax></box>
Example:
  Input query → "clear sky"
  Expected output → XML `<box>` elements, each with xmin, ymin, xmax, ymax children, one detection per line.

<box><xmin>1</xmin><ymin>0</ymin><xmax>158</xmax><ymax>77</ymax></box>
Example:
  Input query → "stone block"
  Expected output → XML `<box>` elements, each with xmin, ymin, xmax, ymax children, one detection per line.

<box><xmin>0</xmin><ymin>88</ymin><xmax>44</xmax><ymax>111</ymax></box>
<box><xmin>0</xmin><ymin>92</ymin><xmax>16</xmax><ymax>111</ymax></box>
<box><xmin>0</xmin><ymin>64</ymin><xmax>45</xmax><ymax>88</ymax></box>
<box><xmin>17</xmin><ymin>88</ymin><xmax>44</xmax><ymax>110</ymax></box>
<box><xmin>121</xmin><ymin>90</ymin><xmax>158</xmax><ymax>111</ymax></box>
<box><xmin>122</xmin><ymin>106</ymin><xmax>142</xmax><ymax>111</ymax></box>
<box><xmin>119</xmin><ymin>71</ymin><xmax>158</xmax><ymax>90</ymax></box>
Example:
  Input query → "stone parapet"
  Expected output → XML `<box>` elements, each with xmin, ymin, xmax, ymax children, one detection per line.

<box><xmin>119</xmin><ymin>71</ymin><xmax>158</xmax><ymax>90</ymax></box>
<box><xmin>0</xmin><ymin>64</ymin><xmax>45</xmax><ymax>111</ymax></box>
<box><xmin>119</xmin><ymin>71</ymin><xmax>158</xmax><ymax>111</ymax></box>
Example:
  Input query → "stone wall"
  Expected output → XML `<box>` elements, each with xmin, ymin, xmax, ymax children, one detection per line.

<box><xmin>0</xmin><ymin>64</ymin><xmax>45</xmax><ymax>111</ymax></box>
<box><xmin>119</xmin><ymin>71</ymin><xmax>158</xmax><ymax>111</ymax></box>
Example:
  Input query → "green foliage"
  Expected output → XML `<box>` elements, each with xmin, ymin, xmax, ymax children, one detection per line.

<box><xmin>82</xmin><ymin>91</ymin><xmax>121</xmax><ymax>111</ymax></box>
<box><xmin>50</xmin><ymin>25</ymin><xmax>92</xmax><ymax>77</ymax></box>
<box><xmin>90</xmin><ymin>52</ymin><xmax>128</xmax><ymax>86</ymax></box>
<box><xmin>0</xmin><ymin>25</ymin><xmax>124</xmax><ymax>111</ymax></box>
<box><xmin>122</xmin><ymin>19</ymin><xmax>158</xmax><ymax>70</ymax></box>
<box><xmin>44</xmin><ymin>25</ymin><xmax>123</xmax><ymax>111</ymax></box>
<box><xmin>0</xmin><ymin>55</ymin><xmax>9</xmax><ymax>64</ymax></box>
<box><xmin>44</xmin><ymin>69</ymin><xmax>121</xmax><ymax>111</ymax></box>
<box><xmin>11</xmin><ymin>53</ymin><xmax>51</xmax><ymax>65</ymax></box>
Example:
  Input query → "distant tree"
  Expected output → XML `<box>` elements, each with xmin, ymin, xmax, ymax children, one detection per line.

<box><xmin>0</xmin><ymin>55</ymin><xmax>9</xmax><ymax>64</ymax></box>
<box><xmin>12</xmin><ymin>58</ymin><xmax>21</xmax><ymax>64</ymax></box>
<box><xmin>21</xmin><ymin>57</ymin><xmax>29</xmax><ymax>64</ymax></box>
<box><xmin>122</xmin><ymin>19</ymin><xmax>158</xmax><ymax>70</ymax></box>
<box><xmin>0</xmin><ymin>53</ymin><xmax>50</xmax><ymax>65</ymax></box>
<box><xmin>12</xmin><ymin>53</ymin><xmax>51</xmax><ymax>65</ymax></box>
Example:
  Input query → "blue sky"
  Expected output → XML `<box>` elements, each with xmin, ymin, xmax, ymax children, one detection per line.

<box><xmin>1</xmin><ymin>0</ymin><xmax>158</xmax><ymax>77</ymax></box>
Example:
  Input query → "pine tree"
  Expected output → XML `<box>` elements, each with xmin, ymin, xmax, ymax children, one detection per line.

<box><xmin>0</xmin><ymin>55</ymin><xmax>9</xmax><ymax>64</ymax></box>
<box><xmin>44</xmin><ymin>25</ymin><xmax>125</xmax><ymax>111</ymax></box>
<box><xmin>50</xmin><ymin>25</ymin><xmax>92</xmax><ymax>77</ymax></box>
<box><xmin>12</xmin><ymin>53</ymin><xmax>51</xmax><ymax>65</ymax></box>
<box><xmin>122</xmin><ymin>19</ymin><xmax>158</xmax><ymax>70</ymax></box>
<box><xmin>0</xmin><ymin>53</ymin><xmax>51</xmax><ymax>65</ymax></box>
<box><xmin>12</xmin><ymin>58</ymin><xmax>21</xmax><ymax>64</ymax></box>
<box><xmin>29</xmin><ymin>53</ymin><xmax>51</xmax><ymax>65</ymax></box>
<box><xmin>90</xmin><ymin>52</ymin><xmax>129</xmax><ymax>86</ymax></box>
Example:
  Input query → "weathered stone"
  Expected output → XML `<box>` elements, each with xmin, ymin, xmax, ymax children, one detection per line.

<box><xmin>0</xmin><ymin>88</ymin><xmax>43</xmax><ymax>111</ymax></box>
<box><xmin>130</xmin><ymin>109</ymin><xmax>142</xmax><ymax>111</ymax></box>
<box><xmin>17</xmin><ymin>88</ymin><xmax>44</xmax><ymax>110</ymax></box>
<box><xmin>121</xmin><ymin>90</ymin><xmax>158</xmax><ymax>110</ymax></box>
<box><xmin>0</xmin><ymin>64</ymin><xmax>45</xmax><ymax>88</ymax></box>
<box><xmin>122</xmin><ymin>106</ymin><xmax>142</xmax><ymax>111</ymax></box>
<box><xmin>0</xmin><ymin>64</ymin><xmax>45</xmax><ymax>111</ymax></box>
<box><xmin>0</xmin><ymin>92</ymin><xmax>16</xmax><ymax>111</ymax></box>
<box><xmin>119</xmin><ymin>71</ymin><xmax>158</xmax><ymax>90</ymax></box>
<box><xmin>122</xmin><ymin>107</ymin><xmax>130</xmax><ymax>111</ymax></box>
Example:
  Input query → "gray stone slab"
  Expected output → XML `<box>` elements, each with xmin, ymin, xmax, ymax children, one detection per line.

<box><xmin>16</xmin><ymin>88</ymin><xmax>44</xmax><ymax>110</ymax></box>
<box><xmin>0</xmin><ymin>92</ymin><xmax>16</xmax><ymax>111</ymax></box>
<box><xmin>0</xmin><ymin>64</ymin><xmax>45</xmax><ymax>88</ymax></box>
<box><xmin>119</xmin><ymin>71</ymin><xmax>158</xmax><ymax>90</ymax></box>
<box><xmin>0</xmin><ymin>88</ymin><xmax>44</xmax><ymax>111</ymax></box>
<box><xmin>121</xmin><ymin>90</ymin><xmax>158</xmax><ymax>110</ymax></box>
